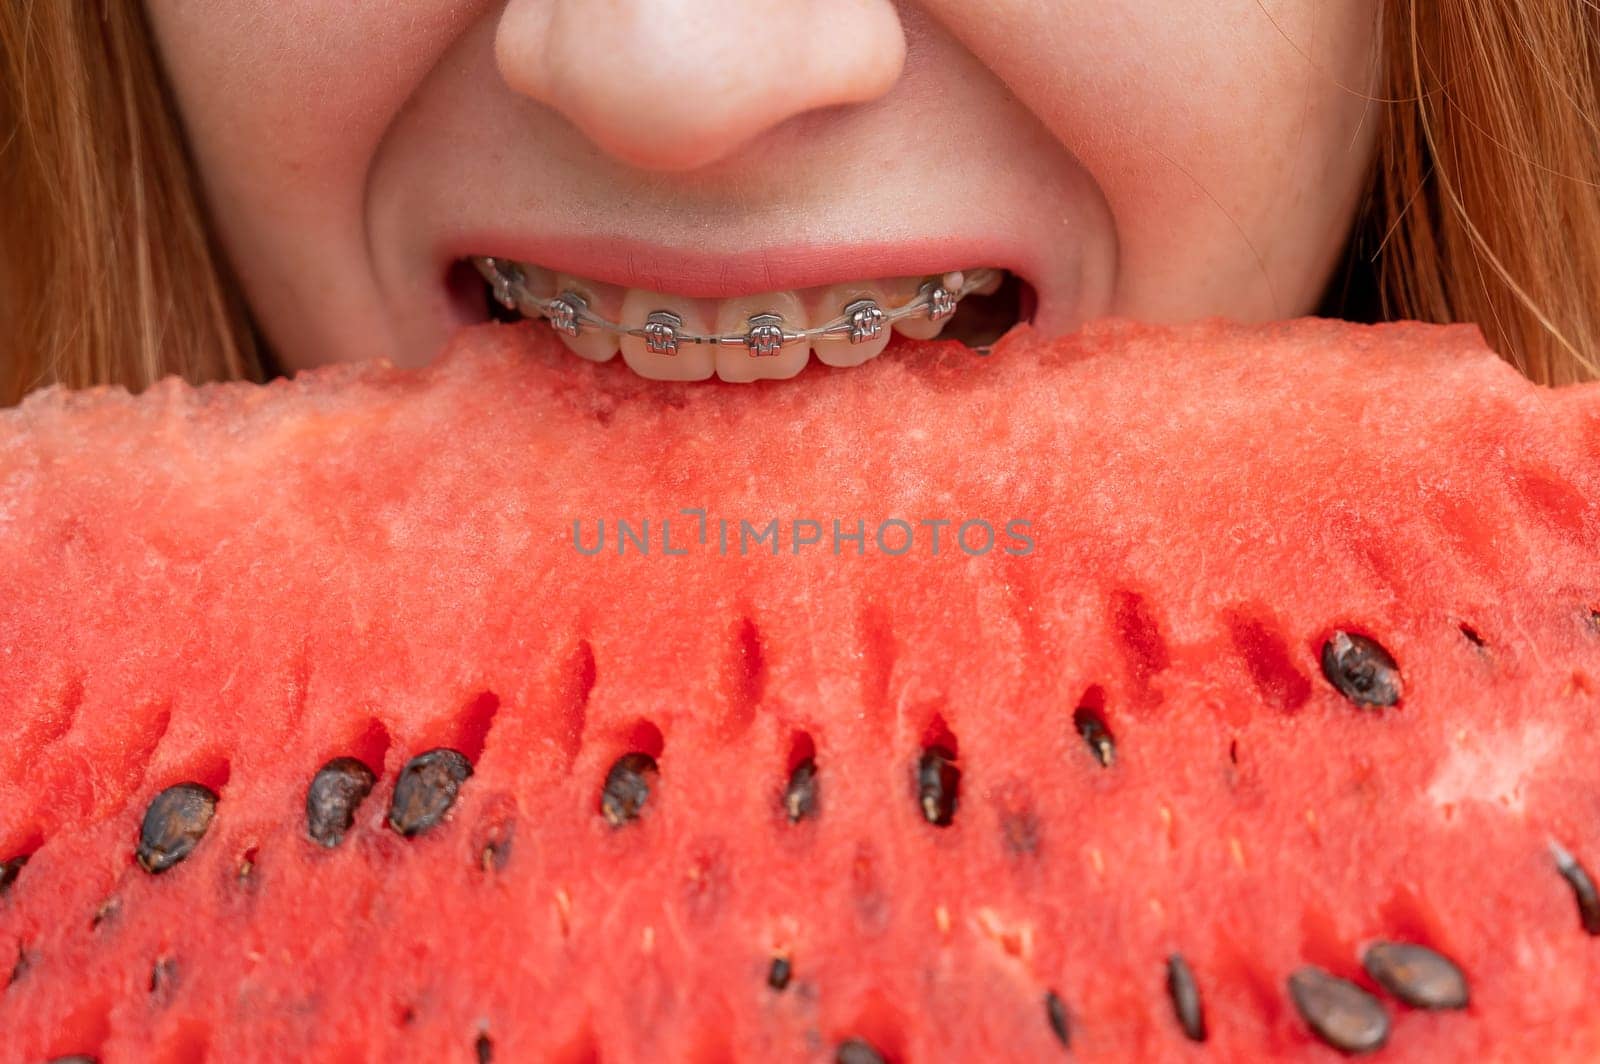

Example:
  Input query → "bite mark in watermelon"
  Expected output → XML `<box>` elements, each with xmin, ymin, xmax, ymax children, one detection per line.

<box><xmin>0</xmin><ymin>319</ymin><xmax>1598</xmax><ymax>1061</ymax></box>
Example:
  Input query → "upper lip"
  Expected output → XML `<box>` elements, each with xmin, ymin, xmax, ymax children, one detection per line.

<box><xmin>441</xmin><ymin>232</ymin><xmax>1037</xmax><ymax>299</ymax></box>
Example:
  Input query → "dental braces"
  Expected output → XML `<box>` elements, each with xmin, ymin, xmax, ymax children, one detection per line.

<box><xmin>473</xmin><ymin>256</ymin><xmax>1000</xmax><ymax>356</ymax></box>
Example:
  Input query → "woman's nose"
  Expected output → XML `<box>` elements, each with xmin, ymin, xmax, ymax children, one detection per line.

<box><xmin>494</xmin><ymin>0</ymin><xmax>907</xmax><ymax>171</ymax></box>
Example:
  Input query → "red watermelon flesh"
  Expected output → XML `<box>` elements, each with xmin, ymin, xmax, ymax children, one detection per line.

<box><xmin>1</xmin><ymin>318</ymin><xmax>1599</xmax><ymax>1062</ymax></box>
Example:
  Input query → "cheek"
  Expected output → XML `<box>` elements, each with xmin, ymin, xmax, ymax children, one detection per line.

<box><xmin>1065</xmin><ymin>3</ymin><xmax>1380</xmax><ymax>215</ymax></box>
<box><xmin>931</xmin><ymin>0</ymin><xmax>1381</xmax><ymax>319</ymax></box>
<box><xmin>1093</xmin><ymin>1</ymin><xmax>1382</xmax><ymax>313</ymax></box>
<box><xmin>142</xmin><ymin>0</ymin><xmax>494</xmax><ymax>370</ymax></box>
<box><xmin>144</xmin><ymin>1</ymin><xmax>483</xmax><ymax>206</ymax></box>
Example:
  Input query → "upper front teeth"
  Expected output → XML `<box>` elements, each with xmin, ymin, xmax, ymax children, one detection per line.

<box><xmin>474</xmin><ymin>256</ymin><xmax>1000</xmax><ymax>379</ymax></box>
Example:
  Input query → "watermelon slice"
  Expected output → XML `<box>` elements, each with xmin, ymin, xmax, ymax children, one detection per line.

<box><xmin>1</xmin><ymin>319</ymin><xmax>1599</xmax><ymax>1062</ymax></box>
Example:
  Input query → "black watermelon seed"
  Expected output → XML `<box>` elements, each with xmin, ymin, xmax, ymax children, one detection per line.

<box><xmin>601</xmin><ymin>752</ymin><xmax>658</xmax><ymax>827</ymax></box>
<box><xmin>784</xmin><ymin>758</ymin><xmax>819</xmax><ymax>823</ymax></box>
<box><xmin>768</xmin><ymin>955</ymin><xmax>793</xmax><ymax>990</ymax></box>
<box><xmin>1361</xmin><ymin>942</ymin><xmax>1469</xmax><ymax>1009</ymax></box>
<box><xmin>306</xmin><ymin>756</ymin><xmax>377</xmax><ymax>848</ymax></box>
<box><xmin>475</xmin><ymin>1032</ymin><xmax>492</xmax><ymax>1063</ymax></box>
<box><xmin>1166</xmin><ymin>954</ymin><xmax>1206</xmax><ymax>1042</ymax></box>
<box><xmin>136</xmin><ymin>783</ymin><xmax>218</xmax><ymax>874</ymax></box>
<box><xmin>1045</xmin><ymin>989</ymin><xmax>1071</xmax><ymax>1048</ymax></box>
<box><xmin>1319</xmin><ymin>631</ymin><xmax>1401</xmax><ymax>708</ymax></box>
<box><xmin>0</xmin><ymin>855</ymin><xmax>27</xmax><ymax>896</ymax></box>
<box><xmin>387</xmin><ymin>749</ymin><xmax>473</xmax><ymax>837</ymax></box>
<box><xmin>1287</xmin><ymin>966</ymin><xmax>1390</xmax><ymax>1054</ymax></box>
<box><xmin>836</xmin><ymin>1039</ymin><xmax>885</xmax><ymax>1064</ymax></box>
<box><xmin>1073</xmin><ymin>708</ymin><xmax>1115</xmax><ymax>767</ymax></box>
<box><xmin>917</xmin><ymin>746</ymin><xmax>960</xmax><ymax>827</ymax></box>
<box><xmin>1552</xmin><ymin>842</ymin><xmax>1600</xmax><ymax>935</ymax></box>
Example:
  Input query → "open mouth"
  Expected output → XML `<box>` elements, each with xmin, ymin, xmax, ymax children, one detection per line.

<box><xmin>448</xmin><ymin>255</ymin><xmax>1032</xmax><ymax>381</ymax></box>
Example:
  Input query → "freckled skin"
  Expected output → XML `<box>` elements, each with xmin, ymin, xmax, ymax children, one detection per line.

<box><xmin>143</xmin><ymin>1</ymin><xmax>1380</xmax><ymax>373</ymax></box>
